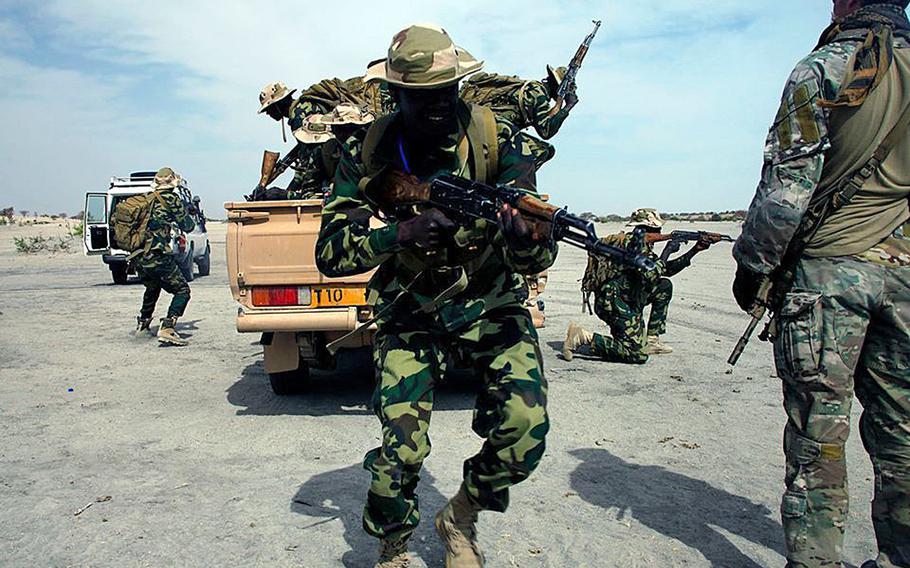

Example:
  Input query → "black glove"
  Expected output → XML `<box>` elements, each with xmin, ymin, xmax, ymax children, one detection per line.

<box><xmin>732</xmin><ymin>264</ymin><xmax>763</xmax><ymax>312</ymax></box>
<box><xmin>397</xmin><ymin>208</ymin><xmax>457</xmax><ymax>249</ymax></box>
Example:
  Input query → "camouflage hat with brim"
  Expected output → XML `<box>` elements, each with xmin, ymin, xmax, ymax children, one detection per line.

<box><xmin>258</xmin><ymin>81</ymin><xmax>296</xmax><ymax>114</ymax></box>
<box><xmin>293</xmin><ymin>116</ymin><xmax>334</xmax><ymax>144</ymax></box>
<box><xmin>364</xmin><ymin>24</ymin><xmax>483</xmax><ymax>89</ymax></box>
<box><xmin>151</xmin><ymin>167</ymin><xmax>181</xmax><ymax>191</ymax></box>
<box><xmin>317</xmin><ymin>103</ymin><xmax>376</xmax><ymax>126</ymax></box>
<box><xmin>626</xmin><ymin>208</ymin><xmax>664</xmax><ymax>229</ymax></box>
<box><xmin>546</xmin><ymin>65</ymin><xmax>567</xmax><ymax>87</ymax></box>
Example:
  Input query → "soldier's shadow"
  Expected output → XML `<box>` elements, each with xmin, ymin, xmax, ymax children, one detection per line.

<box><xmin>226</xmin><ymin>356</ymin><xmax>478</xmax><ymax>417</ymax></box>
<box><xmin>569</xmin><ymin>448</ymin><xmax>785</xmax><ymax>567</ymax></box>
<box><xmin>290</xmin><ymin>463</ymin><xmax>447</xmax><ymax>568</ymax></box>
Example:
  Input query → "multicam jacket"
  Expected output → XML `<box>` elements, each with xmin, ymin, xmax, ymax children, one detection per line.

<box><xmin>143</xmin><ymin>190</ymin><xmax>195</xmax><ymax>256</ymax></box>
<box><xmin>316</xmin><ymin>101</ymin><xmax>557</xmax><ymax>331</ymax></box>
<box><xmin>734</xmin><ymin>37</ymin><xmax>858</xmax><ymax>274</ymax></box>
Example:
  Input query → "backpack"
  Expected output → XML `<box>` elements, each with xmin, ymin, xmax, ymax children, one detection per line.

<box><xmin>459</xmin><ymin>73</ymin><xmax>533</xmax><ymax>125</ymax></box>
<box><xmin>580</xmin><ymin>232</ymin><xmax>627</xmax><ymax>313</ymax></box>
<box><xmin>110</xmin><ymin>191</ymin><xmax>167</xmax><ymax>253</ymax></box>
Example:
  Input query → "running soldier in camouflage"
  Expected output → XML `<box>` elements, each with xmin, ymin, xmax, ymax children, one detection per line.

<box><xmin>733</xmin><ymin>2</ymin><xmax>910</xmax><ymax>566</ymax></box>
<box><xmin>134</xmin><ymin>167</ymin><xmax>195</xmax><ymax>346</ymax></box>
<box><xmin>460</xmin><ymin>66</ymin><xmax>576</xmax><ymax>169</ymax></box>
<box><xmin>316</xmin><ymin>24</ymin><xmax>555</xmax><ymax>568</ymax></box>
<box><xmin>563</xmin><ymin>208</ymin><xmax>712</xmax><ymax>364</ymax></box>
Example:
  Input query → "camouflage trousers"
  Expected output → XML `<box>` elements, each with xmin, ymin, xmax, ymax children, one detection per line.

<box><xmin>775</xmin><ymin>256</ymin><xmax>910</xmax><ymax>568</ymax></box>
<box><xmin>590</xmin><ymin>277</ymin><xmax>673</xmax><ymax>364</ymax></box>
<box><xmin>135</xmin><ymin>253</ymin><xmax>190</xmax><ymax>321</ymax></box>
<box><xmin>362</xmin><ymin>305</ymin><xmax>549</xmax><ymax>540</ymax></box>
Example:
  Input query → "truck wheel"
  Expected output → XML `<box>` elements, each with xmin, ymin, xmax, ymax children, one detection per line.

<box><xmin>111</xmin><ymin>264</ymin><xmax>129</xmax><ymax>285</ymax></box>
<box><xmin>268</xmin><ymin>360</ymin><xmax>310</xmax><ymax>396</ymax></box>
<box><xmin>179</xmin><ymin>245</ymin><xmax>195</xmax><ymax>282</ymax></box>
<box><xmin>196</xmin><ymin>244</ymin><xmax>211</xmax><ymax>277</ymax></box>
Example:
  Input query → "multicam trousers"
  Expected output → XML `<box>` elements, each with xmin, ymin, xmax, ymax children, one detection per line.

<box><xmin>774</xmin><ymin>255</ymin><xmax>910</xmax><ymax>568</ymax></box>
<box><xmin>135</xmin><ymin>253</ymin><xmax>191</xmax><ymax>321</ymax></box>
<box><xmin>590</xmin><ymin>277</ymin><xmax>673</xmax><ymax>364</ymax></box>
<box><xmin>362</xmin><ymin>305</ymin><xmax>549</xmax><ymax>540</ymax></box>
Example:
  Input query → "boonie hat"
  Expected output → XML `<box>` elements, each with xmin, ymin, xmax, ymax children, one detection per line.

<box><xmin>293</xmin><ymin>116</ymin><xmax>335</xmax><ymax>144</ymax></box>
<box><xmin>258</xmin><ymin>81</ymin><xmax>297</xmax><ymax>114</ymax></box>
<box><xmin>546</xmin><ymin>65</ymin><xmax>568</xmax><ymax>88</ymax></box>
<box><xmin>151</xmin><ymin>167</ymin><xmax>181</xmax><ymax>191</ymax></box>
<box><xmin>626</xmin><ymin>208</ymin><xmax>664</xmax><ymax>230</ymax></box>
<box><xmin>364</xmin><ymin>24</ymin><xmax>483</xmax><ymax>89</ymax></box>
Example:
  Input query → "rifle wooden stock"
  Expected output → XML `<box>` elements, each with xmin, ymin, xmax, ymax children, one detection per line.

<box><xmin>259</xmin><ymin>150</ymin><xmax>280</xmax><ymax>188</ymax></box>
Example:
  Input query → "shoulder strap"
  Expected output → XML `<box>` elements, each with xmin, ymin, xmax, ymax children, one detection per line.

<box><xmin>516</xmin><ymin>80</ymin><xmax>532</xmax><ymax>125</ymax></box>
<box><xmin>465</xmin><ymin>103</ymin><xmax>499</xmax><ymax>183</ymax></box>
<box><xmin>357</xmin><ymin>113</ymin><xmax>397</xmax><ymax>192</ymax></box>
<box><xmin>832</xmin><ymin>94</ymin><xmax>910</xmax><ymax>210</ymax></box>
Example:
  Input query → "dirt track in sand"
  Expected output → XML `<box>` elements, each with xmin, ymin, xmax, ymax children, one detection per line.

<box><xmin>0</xmin><ymin>220</ymin><xmax>878</xmax><ymax>567</ymax></box>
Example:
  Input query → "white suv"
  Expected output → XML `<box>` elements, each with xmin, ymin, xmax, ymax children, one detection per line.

<box><xmin>83</xmin><ymin>171</ymin><xmax>210</xmax><ymax>284</ymax></box>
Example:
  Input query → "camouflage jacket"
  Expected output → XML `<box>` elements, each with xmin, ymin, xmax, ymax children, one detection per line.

<box><xmin>733</xmin><ymin>36</ymin><xmax>859</xmax><ymax>274</ymax></box>
<box><xmin>316</xmin><ymin>102</ymin><xmax>557</xmax><ymax>331</ymax></box>
<box><xmin>460</xmin><ymin>73</ymin><xmax>570</xmax><ymax>140</ymax></box>
<box><xmin>287</xmin><ymin>143</ymin><xmax>330</xmax><ymax>199</ymax></box>
<box><xmin>144</xmin><ymin>190</ymin><xmax>195</xmax><ymax>256</ymax></box>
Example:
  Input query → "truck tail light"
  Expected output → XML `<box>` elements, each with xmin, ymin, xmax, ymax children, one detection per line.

<box><xmin>251</xmin><ymin>286</ymin><xmax>312</xmax><ymax>307</ymax></box>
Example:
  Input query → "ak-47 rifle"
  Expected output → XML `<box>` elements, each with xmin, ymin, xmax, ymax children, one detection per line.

<box><xmin>548</xmin><ymin>19</ymin><xmax>601</xmax><ymax>118</ymax></box>
<box><xmin>646</xmin><ymin>230</ymin><xmax>734</xmax><ymax>261</ymax></box>
<box><xmin>381</xmin><ymin>172</ymin><xmax>656</xmax><ymax>271</ymax></box>
<box><xmin>245</xmin><ymin>145</ymin><xmax>308</xmax><ymax>200</ymax></box>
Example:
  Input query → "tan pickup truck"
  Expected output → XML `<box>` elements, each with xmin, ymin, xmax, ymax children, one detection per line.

<box><xmin>225</xmin><ymin>198</ymin><xmax>547</xmax><ymax>395</ymax></box>
<box><xmin>225</xmin><ymin>199</ymin><xmax>376</xmax><ymax>394</ymax></box>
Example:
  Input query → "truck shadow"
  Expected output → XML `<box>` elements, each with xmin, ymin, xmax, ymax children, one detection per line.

<box><xmin>569</xmin><ymin>448</ymin><xmax>785</xmax><ymax>567</ymax></box>
<box><xmin>290</xmin><ymin>463</ymin><xmax>447</xmax><ymax>568</ymax></box>
<box><xmin>226</xmin><ymin>359</ymin><xmax>479</xmax><ymax>417</ymax></box>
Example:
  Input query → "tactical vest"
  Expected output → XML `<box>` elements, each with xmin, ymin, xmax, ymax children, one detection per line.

<box><xmin>358</xmin><ymin>102</ymin><xmax>501</xmax><ymax>279</ymax></box>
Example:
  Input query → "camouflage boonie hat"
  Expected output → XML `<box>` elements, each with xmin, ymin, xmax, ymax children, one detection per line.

<box><xmin>317</xmin><ymin>103</ymin><xmax>376</xmax><ymax>126</ymax></box>
<box><xmin>258</xmin><ymin>81</ymin><xmax>296</xmax><ymax>114</ymax></box>
<box><xmin>626</xmin><ymin>208</ymin><xmax>664</xmax><ymax>229</ymax></box>
<box><xmin>546</xmin><ymin>65</ymin><xmax>567</xmax><ymax>87</ymax></box>
<box><xmin>364</xmin><ymin>24</ymin><xmax>483</xmax><ymax>89</ymax></box>
<box><xmin>293</xmin><ymin>116</ymin><xmax>334</xmax><ymax>145</ymax></box>
<box><xmin>151</xmin><ymin>167</ymin><xmax>180</xmax><ymax>191</ymax></box>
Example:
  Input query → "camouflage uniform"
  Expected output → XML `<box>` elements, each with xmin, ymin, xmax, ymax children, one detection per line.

<box><xmin>316</xmin><ymin>27</ymin><xmax>556</xmax><ymax>546</ymax></box>
<box><xmin>460</xmin><ymin>70</ymin><xmax>571</xmax><ymax>169</ymax></box>
<box><xmin>735</xmin><ymin>5</ymin><xmax>910</xmax><ymax>566</ymax></box>
<box><xmin>589</xmin><ymin>231</ymin><xmax>692</xmax><ymax>364</ymax></box>
<box><xmin>135</xmin><ymin>179</ymin><xmax>195</xmax><ymax>325</ymax></box>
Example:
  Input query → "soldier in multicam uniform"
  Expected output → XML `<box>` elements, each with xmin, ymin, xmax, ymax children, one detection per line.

<box><xmin>134</xmin><ymin>167</ymin><xmax>195</xmax><ymax>347</ymax></box>
<box><xmin>561</xmin><ymin>208</ymin><xmax>712</xmax><ymax>364</ymax></box>
<box><xmin>316</xmin><ymin>24</ymin><xmax>556</xmax><ymax>568</ymax></box>
<box><xmin>256</xmin><ymin>81</ymin><xmax>331</xmax><ymax>199</ymax></box>
<box><xmin>733</xmin><ymin>1</ymin><xmax>910</xmax><ymax>566</ymax></box>
<box><xmin>460</xmin><ymin>65</ymin><xmax>577</xmax><ymax>169</ymax></box>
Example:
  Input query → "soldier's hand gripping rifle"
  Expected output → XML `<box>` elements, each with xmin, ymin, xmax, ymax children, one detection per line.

<box><xmin>548</xmin><ymin>19</ymin><xmax>602</xmax><ymax>117</ymax></box>
<box><xmin>646</xmin><ymin>230</ymin><xmax>734</xmax><ymax>261</ymax></box>
<box><xmin>245</xmin><ymin>144</ymin><xmax>307</xmax><ymax>200</ymax></box>
<box><xmin>428</xmin><ymin>174</ymin><xmax>656</xmax><ymax>271</ymax></box>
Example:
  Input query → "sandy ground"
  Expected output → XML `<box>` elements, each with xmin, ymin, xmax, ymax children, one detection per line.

<box><xmin>0</xmin><ymin>219</ymin><xmax>879</xmax><ymax>568</ymax></box>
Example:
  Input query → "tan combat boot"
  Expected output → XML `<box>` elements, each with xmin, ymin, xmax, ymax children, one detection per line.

<box><xmin>562</xmin><ymin>322</ymin><xmax>594</xmax><ymax>361</ymax></box>
<box><xmin>435</xmin><ymin>485</ymin><xmax>484</xmax><ymax>568</ymax></box>
<box><xmin>643</xmin><ymin>335</ymin><xmax>673</xmax><ymax>355</ymax></box>
<box><xmin>135</xmin><ymin>316</ymin><xmax>154</xmax><ymax>337</ymax></box>
<box><xmin>157</xmin><ymin>317</ymin><xmax>188</xmax><ymax>346</ymax></box>
<box><xmin>374</xmin><ymin>534</ymin><xmax>410</xmax><ymax>568</ymax></box>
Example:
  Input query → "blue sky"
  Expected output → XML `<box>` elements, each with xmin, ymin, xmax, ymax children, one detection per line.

<box><xmin>0</xmin><ymin>0</ymin><xmax>834</xmax><ymax>216</ymax></box>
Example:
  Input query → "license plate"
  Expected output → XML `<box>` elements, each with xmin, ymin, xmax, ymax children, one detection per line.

<box><xmin>309</xmin><ymin>287</ymin><xmax>367</xmax><ymax>308</ymax></box>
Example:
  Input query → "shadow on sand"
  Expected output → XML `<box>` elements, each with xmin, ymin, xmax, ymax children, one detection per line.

<box><xmin>569</xmin><ymin>448</ymin><xmax>785</xmax><ymax>567</ymax></box>
<box><xmin>291</xmin><ymin>463</ymin><xmax>448</xmax><ymax>568</ymax></box>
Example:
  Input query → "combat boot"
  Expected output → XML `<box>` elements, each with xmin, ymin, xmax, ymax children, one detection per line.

<box><xmin>135</xmin><ymin>316</ymin><xmax>154</xmax><ymax>337</ymax></box>
<box><xmin>374</xmin><ymin>534</ymin><xmax>410</xmax><ymax>568</ymax></box>
<box><xmin>157</xmin><ymin>317</ymin><xmax>188</xmax><ymax>346</ymax></box>
<box><xmin>643</xmin><ymin>335</ymin><xmax>673</xmax><ymax>355</ymax></box>
<box><xmin>435</xmin><ymin>485</ymin><xmax>484</xmax><ymax>568</ymax></box>
<box><xmin>562</xmin><ymin>322</ymin><xmax>594</xmax><ymax>361</ymax></box>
